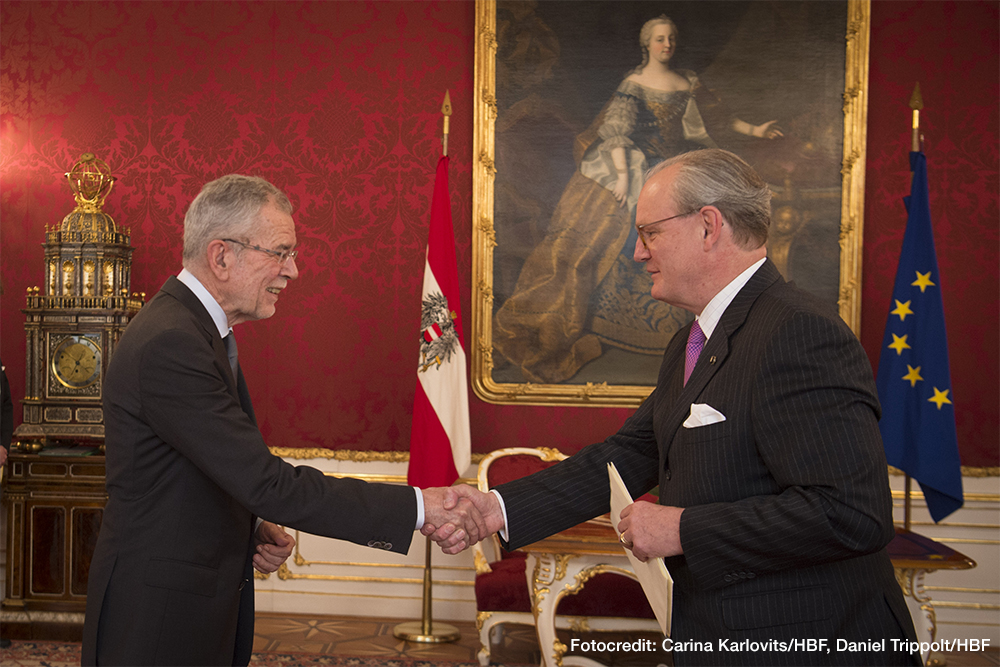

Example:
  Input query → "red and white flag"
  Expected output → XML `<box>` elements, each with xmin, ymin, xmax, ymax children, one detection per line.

<box><xmin>407</xmin><ymin>156</ymin><xmax>470</xmax><ymax>488</ymax></box>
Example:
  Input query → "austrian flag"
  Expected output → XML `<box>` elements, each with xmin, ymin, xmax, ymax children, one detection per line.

<box><xmin>407</xmin><ymin>156</ymin><xmax>471</xmax><ymax>488</ymax></box>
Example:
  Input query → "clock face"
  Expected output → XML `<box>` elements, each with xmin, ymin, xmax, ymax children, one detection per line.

<box><xmin>52</xmin><ymin>336</ymin><xmax>102</xmax><ymax>388</ymax></box>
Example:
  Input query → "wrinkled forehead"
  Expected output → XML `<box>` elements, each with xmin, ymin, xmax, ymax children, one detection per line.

<box><xmin>256</xmin><ymin>203</ymin><xmax>297</xmax><ymax>248</ymax></box>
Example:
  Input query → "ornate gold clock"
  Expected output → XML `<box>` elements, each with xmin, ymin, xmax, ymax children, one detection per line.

<box><xmin>13</xmin><ymin>154</ymin><xmax>144</xmax><ymax>450</ymax></box>
<box><xmin>52</xmin><ymin>336</ymin><xmax>102</xmax><ymax>389</ymax></box>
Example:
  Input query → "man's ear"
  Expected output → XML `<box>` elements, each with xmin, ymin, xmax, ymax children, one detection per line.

<box><xmin>206</xmin><ymin>239</ymin><xmax>231</xmax><ymax>280</ymax></box>
<box><xmin>699</xmin><ymin>206</ymin><xmax>725</xmax><ymax>248</ymax></box>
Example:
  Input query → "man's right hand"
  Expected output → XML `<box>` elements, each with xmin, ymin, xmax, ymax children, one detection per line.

<box><xmin>421</xmin><ymin>487</ymin><xmax>489</xmax><ymax>555</ymax></box>
<box><xmin>421</xmin><ymin>485</ymin><xmax>505</xmax><ymax>553</ymax></box>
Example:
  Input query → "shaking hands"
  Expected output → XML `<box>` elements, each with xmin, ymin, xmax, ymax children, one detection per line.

<box><xmin>420</xmin><ymin>485</ymin><xmax>506</xmax><ymax>554</ymax></box>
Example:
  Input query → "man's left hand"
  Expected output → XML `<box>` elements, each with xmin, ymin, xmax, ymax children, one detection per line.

<box><xmin>617</xmin><ymin>501</ymin><xmax>684</xmax><ymax>562</ymax></box>
<box><xmin>253</xmin><ymin>521</ymin><xmax>295</xmax><ymax>574</ymax></box>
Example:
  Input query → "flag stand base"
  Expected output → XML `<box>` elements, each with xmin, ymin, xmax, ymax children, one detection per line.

<box><xmin>393</xmin><ymin>538</ymin><xmax>460</xmax><ymax>643</ymax></box>
<box><xmin>392</xmin><ymin>621</ymin><xmax>461</xmax><ymax>644</ymax></box>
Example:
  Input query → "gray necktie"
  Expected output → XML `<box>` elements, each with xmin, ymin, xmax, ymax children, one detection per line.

<box><xmin>223</xmin><ymin>332</ymin><xmax>239</xmax><ymax>378</ymax></box>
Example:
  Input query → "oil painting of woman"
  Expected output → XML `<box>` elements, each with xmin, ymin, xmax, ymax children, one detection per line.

<box><xmin>493</xmin><ymin>15</ymin><xmax>781</xmax><ymax>384</ymax></box>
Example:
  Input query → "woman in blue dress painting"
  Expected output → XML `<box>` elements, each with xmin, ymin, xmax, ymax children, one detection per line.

<box><xmin>494</xmin><ymin>15</ymin><xmax>780</xmax><ymax>384</ymax></box>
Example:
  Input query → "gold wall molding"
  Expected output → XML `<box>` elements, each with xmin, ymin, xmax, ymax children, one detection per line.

<box><xmin>889</xmin><ymin>465</ymin><xmax>1000</xmax><ymax>477</ymax></box>
<box><xmin>937</xmin><ymin>620</ymin><xmax>1000</xmax><ymax>627</ymax></box>
<box><xmin>889</xmin><ymin>520</ymin><xmax>1000</xmax><ymax>531</ymax></box>
<box><xmin>892</xmin><ymin>491</ymin><xmax>1000</xmax><ymax>503</ymax></box>
<box><xmin>925</xmin><ymin>586</ymin><xmax>1000</xmax><ymax>594</ymax></box>
<box><xmin>269</xmin><ymin>588</ymin><xmax>471</xmax><ymax>603</ymax></box>
<box><xmin>275</xmin><ymin>563</ymin><xmax>471</xmax><ymax>587</ymax></box>
<box><xmin>270</xmin><ymin>448</ymin><xmax>409</xmax><ymax>462</ymax></box>
<box><xmin>269</xmin><ymin>447</ymin><xmax>490</xmax><ymax>465</ymax></box>
<box><xmin>929</xmin><ymin>601</ymin><xmax>1000</xmax><ymax>610</ymax></box>
<box><xmin>290</xmin><ymin>555</ymin><xmax>470</xmax><ymax>573</ymax></box>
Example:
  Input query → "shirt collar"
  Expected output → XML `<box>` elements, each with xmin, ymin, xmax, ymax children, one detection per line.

<box><xmin>177</xmin><ymin>268</ymin><xmax>231</xmax><ymax>339</ymax></box>
<box><xmin>695</xmin><ymin>257</ymin><xmax>767</xmax><ymax>341</ymax></box>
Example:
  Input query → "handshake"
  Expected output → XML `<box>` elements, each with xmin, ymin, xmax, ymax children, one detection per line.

<box><xmin>419</xmin><ymin>486</ymin><xmax>506</xmax><ymax>555</ymax></box>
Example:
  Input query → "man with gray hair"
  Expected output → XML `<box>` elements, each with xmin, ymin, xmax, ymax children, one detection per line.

<box><xmin>83</xmin><ymin>175</ymin><xmax>485</xmax><ymax>666</ymax></box>
<box><xmin>443</xmin><ymin>150</ymin><xmax>919</xmax><ymax>665</ymax></box>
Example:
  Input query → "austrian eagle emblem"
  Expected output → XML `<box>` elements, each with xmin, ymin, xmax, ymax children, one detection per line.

<box><xmin>419</xmin><ymin>291</ymin><xmax>459</xmax><ymax>373</ymax></box>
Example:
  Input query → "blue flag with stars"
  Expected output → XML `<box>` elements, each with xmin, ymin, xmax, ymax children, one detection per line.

<box><xmin>876</xmin><ymin>151</ymin><xmax>962</xmax><ymax>523</ymax></box>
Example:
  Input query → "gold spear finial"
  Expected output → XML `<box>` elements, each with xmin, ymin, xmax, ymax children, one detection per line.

<box><xmin>441</xmin><ymin>90</ymin><xmax>452</xmax><ymax>157</ymax></box>
<box><xmin>909</xmin><ymin>83</ymin><xmax>923</xmax><ymax>152</ymax></box>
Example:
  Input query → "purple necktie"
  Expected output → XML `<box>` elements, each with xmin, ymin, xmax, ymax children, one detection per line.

<box><xmin>684</xmin><ymin>321</ymin><xmax>706</xmax><ymax>385</ymax></box>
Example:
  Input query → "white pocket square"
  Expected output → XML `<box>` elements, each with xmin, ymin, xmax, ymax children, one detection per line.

<box><xmin>683</xmin><ymin>403</ymin><xmax>727</xmax><ymax>428</ymax></box>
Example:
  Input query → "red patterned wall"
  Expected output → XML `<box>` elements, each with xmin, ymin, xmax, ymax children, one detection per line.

<box><xmin>1</xmin><ymin>1</ymin><xmax>996</xmax><ymax>466</ymax></box>
<box><xmin>862</xmin><ymin>0</ymin><xmax>999</xmax><ymax>467</ymax></box>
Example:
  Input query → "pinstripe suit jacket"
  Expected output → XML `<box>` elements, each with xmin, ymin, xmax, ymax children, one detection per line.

<box><xmin>83</xmin><ymin>277</ymin><xmax>417</xmax><ymax>666</ymax></box>
<box><xmin>497</xmin><ymin>260</ymin><xmax>919</xmax><ymax>666</ymax></box>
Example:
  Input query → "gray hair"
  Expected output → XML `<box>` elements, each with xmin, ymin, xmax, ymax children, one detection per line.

<box><xmin>646</xmin><ymin>149</ymin><xmax>770</xmax><ymax>249</ymax></box>
<box><xmin>182</xmin><ymin>175</ymin><xmax>292</xmax><ymax>264</ymax></box>
<box><xmin>631</xmin><ymin>15</ymin><xmax>678</xmax><ymax>75</ymax></box>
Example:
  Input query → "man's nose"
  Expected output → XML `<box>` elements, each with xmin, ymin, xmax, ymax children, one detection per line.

<box><xmin>633</xmin><ymin>236</ymin><xmax>650</xmax><ymax>262</ymax></box>
<box><xmin>282</xmin><ymin>255</ymin><xmax>300</xmax><ymax>280</ymax></box>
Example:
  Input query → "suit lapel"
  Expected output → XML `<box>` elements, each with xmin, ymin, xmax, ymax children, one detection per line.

<box><xmin>160</xmin><ymin>276</ymin><xmax>240</xmax><ymax>400</ymax></box>
<box><xmin>658</xmin><ymin>260</ymin><xmax>784</xmax><ymax>459</ymax></box>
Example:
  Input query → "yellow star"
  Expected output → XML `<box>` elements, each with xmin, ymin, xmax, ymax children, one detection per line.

<box><xmin>912</xmin><ymin>271</ymin><xmax>935</xmax><ymax>292</ymax></box>
<box><xmin>891</xmin><ymin>300</ymin><xmax>914</xmax><ymax>322</ymax></box>
<box><xmin>902</xmin><ymin>365</ymin><xmax>923</xmax><ymax>387</ymax></box>
<box><xmin>928</xmin><ymin>387</ymin><xmax>952</xmax><ymax>410</ymax></box>
<box><xmin>888</xmin><ymin>334</ymin><xmax>911</xmax><ymax>355</ymax></box>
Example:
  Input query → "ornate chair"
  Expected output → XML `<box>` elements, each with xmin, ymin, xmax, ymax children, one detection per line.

<box><xmin>472</xmin><ymin>447</ymin><xmax>660</xmax><ymax>667</ymax></box>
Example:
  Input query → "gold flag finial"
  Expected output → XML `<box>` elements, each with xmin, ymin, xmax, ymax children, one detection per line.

<box><xmin>441</xmin><ymin>90</ymin><xmax>452</xmax><ymax>157</ymax></box>
<box><xmin>909</xmin><ymin>83</ymin><xmax>923</xmax><ymax>152</ymax></box>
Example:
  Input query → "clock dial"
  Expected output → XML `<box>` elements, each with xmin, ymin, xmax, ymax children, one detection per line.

<box><xmin>52</xmin><ymin>337</ymin><xmax>102</xmax><ymax>388</ymax></box>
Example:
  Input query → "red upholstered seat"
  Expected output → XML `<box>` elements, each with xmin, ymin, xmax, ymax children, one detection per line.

<box><xmin>475</xmin><ymin>551</ymin><xmax>532</xmax><ymax>612</ymax></box>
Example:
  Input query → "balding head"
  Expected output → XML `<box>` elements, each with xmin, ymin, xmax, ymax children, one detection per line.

<box><xmin>633</xmin><ymin>149</ymin><xmax>770</xmax><ymax>314</ymax></box>
<box><xmin>646</xmin><ymin>149</ymin><xmax>771</xmax><ymax>249</ymax></box>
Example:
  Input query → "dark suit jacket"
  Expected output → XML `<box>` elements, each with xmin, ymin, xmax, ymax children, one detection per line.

<box><xmin>497</xmin><ymin>260</ymin><xmax>919</xmax><ymax>666</ymax></box>
<box><xmin>83</xmin><ymin>277</ymin><xmax>417</xmax><ymax>666</ymax></box>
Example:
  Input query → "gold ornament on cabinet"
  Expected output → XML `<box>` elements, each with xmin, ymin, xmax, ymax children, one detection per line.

<box><xmin>13</xmin><ymin>153</ymin><xmax>145</xmax><ymax>452</ymax></box>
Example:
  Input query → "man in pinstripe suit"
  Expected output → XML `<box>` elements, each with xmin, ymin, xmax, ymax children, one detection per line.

<box><xmin>438</xmin><ymin>150</ymin><xmax>920</xmax><ymax>665</ymax></box>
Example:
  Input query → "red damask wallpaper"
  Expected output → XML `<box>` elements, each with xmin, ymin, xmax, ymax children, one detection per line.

<box><xmin>862</xmin><ymin>0</ymin><xmax>999</xmax><ymax>467</ymax></box>
<box><xmin>1</xmin><ymin>1</ymin><xmax>997</xmax><ymax>466</ymax></box>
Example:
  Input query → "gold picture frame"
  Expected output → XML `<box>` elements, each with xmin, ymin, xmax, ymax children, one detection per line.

<box><xmin>472</xmin><ymin>0</ymin><xmax>870</xmax><ymax>407</ymax></box>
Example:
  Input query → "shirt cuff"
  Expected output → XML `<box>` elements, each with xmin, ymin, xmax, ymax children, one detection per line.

<box><xmin>414</xmin><ymin>487</ymin><xmax>425</xmax><ymax>530</ymax></box>
<box><xmin>490</xmin><ymin>489</ymin><xmax>510</xmax><ymax>543</ymax></box>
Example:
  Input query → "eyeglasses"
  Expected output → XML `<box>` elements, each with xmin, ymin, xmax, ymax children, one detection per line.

<box><xmin>635</xmin><ymin>208</ymin><xmax>702</xmax><ymax>248</ymax></box>
<box><xmin>223</xmin><ymin>239</ymin><xmax>299</xmax><ymax>265</ymax></box>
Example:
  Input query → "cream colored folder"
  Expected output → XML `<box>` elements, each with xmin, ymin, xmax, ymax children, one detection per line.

<box><xmin>608</xmin><ymin>461</ymin><xmax>673</xmax><ymax>635</ymax></box>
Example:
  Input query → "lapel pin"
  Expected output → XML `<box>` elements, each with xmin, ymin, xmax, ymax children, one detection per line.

<box><xmin>710</xmin><ymin>356</ymin><xmax>717</xmax><ymax>364</ymax></box>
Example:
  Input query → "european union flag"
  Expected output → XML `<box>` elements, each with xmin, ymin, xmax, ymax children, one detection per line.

<box><xmin>876</xmin><ymin>151</ymin><xmax>963</xmax><ymax>522</ymax></box>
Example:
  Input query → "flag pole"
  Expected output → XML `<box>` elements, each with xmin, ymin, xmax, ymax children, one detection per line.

<box><xmin>900</xmin><ymin>82</ymin><xmax>924</xmax><ymax>532</ymax></box>
<box><xmin>909</xmin><ymin>82</ymin><xmax>923</xmax><ymax>153</ymax></box>
<box><xmin>441</xmin><ymin>90</ymin><xmax>452</xmax><ymax>157</ymax></box>
<box><xmin>393</xmin><ymin>93</ymin><xmax>461</xmax><ymax>644</ymax></box>
<box><xmin>392</xmin><ymin>538</ymin><xmax>460</xmax><ymax>643</ymax></box>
